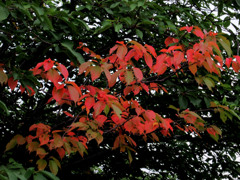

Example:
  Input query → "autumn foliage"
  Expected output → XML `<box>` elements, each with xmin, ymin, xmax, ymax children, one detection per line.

<box><xmin>1</xmin><ymin>26</ymin><xmax>239</xmax><ymax>175</ymax></box>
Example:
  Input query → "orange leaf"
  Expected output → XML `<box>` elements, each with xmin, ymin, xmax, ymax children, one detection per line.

<box><xmin>189</xmin><ymin>64</ymin><xmax>197</xmax><ymax>75</ymax></box>
<box><xmin>0</xmin><ymin>68</ymin><xmax>8</xmax><ymax>85</ymax></box>
<box><xmin>36</xmin><ymin>159</ymin><xmax>47</xmax><ymax>171</ymax></box>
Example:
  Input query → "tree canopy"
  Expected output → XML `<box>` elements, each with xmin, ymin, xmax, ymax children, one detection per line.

<box><xmin>0</xmin><ymin>0</ymin><xmax>240</xmax><ymax>179</ymax></box>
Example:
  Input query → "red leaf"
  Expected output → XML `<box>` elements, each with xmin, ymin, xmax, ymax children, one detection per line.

<box><xmin>225</xmin><ymin>58</ymin><xmax>232</xmax><ymax>68</ymax></box>
<box><xmin>39</xmin><ymin>133</ymin><xmax>49</xmax><ymax>146</ymax></box>
<box><xmin>95</xmin><ymin>115</ymin><xmax>107</xmax><ymax>126</ymax></box>
<box><xmin>46</xmin><ymin>69</ymin><xmax>62</xmax><ymax>89</ymax></box>
<box><xmin>63</xmin><ymin>111</ymin><xmax>73</xmax><ymax>118</ymax></box>
<box><xmin>234</xmin><ymin>55</ymin><xmax>240</xmax><ymax>64</ymax></box>
<box><xmin>207</xmin><ymin>127</ymin><xmax>216</xmax><ymax>136</ymax></box>
<box><xmin>140</xmin><ymin>83</ymin><xmax>149</xmax><ymax>93</ymax></box>
<box><xmin>57</xmin><ymin>63</ymin><xmax>69</xmax><ymax>80</ymax></box>
<box><xmin>145</xmin><ymin>44</ymin><xmax>157</xmax><ymax>58</ymax></box>
<box><xmin>66</xmin><ymin>81</ymin><xmax>82</xmax><ymax>96</ymax></box>
<box><xmin>164</xmin><ymin>37</ymin><xmax>179</xmax><ymax>47</ymax></box>
<box><xmin>232</xmin><ymin>61</ymin><xmax>240</xmax><ymax>73</ymax></box>
<box><xmin>57</xmin><ymin>148</ymin><xmax>65</xmax><ymax>159</ymax></box>
<box><xmin>79</xmin><ymin>61</ymin><xmax>91</xmax><ymax>74</ymax></box>
<box><xmin>173</xmin><ymin>51</ymin><xmax>184</xmax><ymax>68</ymax></box>
<box><xmin>93</xmin><ymin>101</ymin><xmax>105</xmax><ymax>117</ymax></box>
<box><xmin>8</xmin><ymin>77</ymin><xmax>18</xmax><ymax>91</ymax></box>
<box><xmin>144</xmin><ymin>53</ymin><xmax>153</xmax><ymax>68</ymax></box>
<box><xmin>123</xmin><ymin>86</ymin><xmax>132</xmax><ymax>96</ymax></box>
<box><xmin>133</xmin><ymin>67</ymin><xmax>143</xmax><ymax>81</ymax></box>
<box><xmin>180</xmin><ymin>26</ymin><xmax>193</xmax><ymax>32</ymax></box>
<box><xmin>67</xmin><ymin>85</ymin><xmax>80</xmax><ymax>103</ymax></box>
<box><xmin>132</xmin><ymin>85</ymin><xmax>140</xmax><ymax>95</ymax></box>
<box><xmin>43</xmin><ymin>58</ymin><xmax>54</xmax><ymax>71</ymax></box>
<box><xmin>90</xmin><ymin>66</ymin><xmax>102</xmax><ymax>81</ymax></box>
<box><xmin>144</xmin><ymin>110</ymin><xmax>156</xmax><ymax>121</ymax></box>
<box><xmin>52</xmin><ymin>87</ymin><xmax>65</xmax><ymax>102</ymax></box>
<box><xmin>193</xmin><ymin>26</ymin><xmax>205</xmax><ymax>39</ymax></box>
<box><xmin>109</xmin><ymin>69</ymin><xmax>124</xmax><ymax>87</ymax></box>
<box><xmin>111</xmin><ymin>114</ymin><xmax>125</xmax><ymax>124</ymax></box>
<box><xmin>109</xmin><ymin>44</ymin><xmax>119</xmax><ymax>55</ymax></box>
<box><xmin>85</xmin><ymin>96</ymin><xmax>95</xmax><ymax>110</ymax></box>
<box><xmin>117</xmin><ymin>45</ymin><xmax>127</xmax><ymax>60</ymax></box>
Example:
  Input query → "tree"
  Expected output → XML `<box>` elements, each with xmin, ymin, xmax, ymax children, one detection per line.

<box><xmin>0</xmin><ymin>0</ymin><xmax>240</xmax><ymax>179</ymax></box>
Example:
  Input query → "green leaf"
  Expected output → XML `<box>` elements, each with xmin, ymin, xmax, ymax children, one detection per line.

<box><xmin>188</xmin><ymin>97</ymin><xmax>201</xmax><ymax>107</ymax></box>
<box><xmin>204</xmin><ymin>97</ymin><xmax>211</xmax><ymax>107</ymax></box>
<box><xmin>125</xmin><ymin>70</ymin><xmax>134</xmax><ymax>85</ymax></box>
<box><xmin>33</xmin><ymin>173</ymin><xmax>47</xmax><ymax>180</ymax></box>
<box><xmin>122</xmin><ymin>17</ymin><xmax>132</xmax><ymax>26</ymax></box>
<box><xmin>217</xmin><ymin>35</ymin><xmax>232</xmax><ymax>57</ymax></box>
<box><xmin>136</xmin><ymin>29</ymin><xmax>143</xmax><ymax>39</ymax></box>
<box><xmin>203</xmin><ymin>77</ymin><xmax>215</xmax><ymax>91</ymax></box>
<box><xmin>39</xmin><ymin>171</ymin><xmax>60</xmax><ymax>180</ymax></box>
<box><xmin>127</xmin><ymin>149</ymin><xmax>133</xmax><ymax>164</ymax></box>
<box><xmin>0</xmin><ymin>100</ymin><xmax>10</xmax><ymax>116</ymax></box>
<box><xmin>61</xmin><ymin>41</ymin><xmax>85</xmax><ymax>64</ymax></box>
<box><xmin>229</xmin><ymin>109</ymin><xmax>240</xmax><ymax>120</ymax></box>
<box><xmin>111</xmin><ymin>104</ymin><xmax>122</xmax><ymax>119</ymax></box>
<box><xmin>0</xmin><ymin>5</ymin><xmax>9</xmax><ymax>22</ymax></box>
<box><xmin>77</xmin><ymin>19</ymin><xmax>90</xmax><ymax>30</ymax></box>
<box><xmin>236</xmin><ymin>0</ymin><xmax>240</xmax><ymax>6</ymax></box>
<box><xmin>49</xmin><ymin>160</ymin><xmax>58</xmax><ymax>175</ymax></box>
<box><xmin>114</xmin><ymin>23</ymin><xmax>123</xmax><ymax>33</ymax></box>
<box><xmin>220</xmin><ymin>110</ymin><xmax>227</xmax><ymax>123</ymax></box>
<box><xmin>0</xmin><ymin>174</ymin><xmax>8</xmax><ymax>180</ymax></box>
<box><xmin>94</xmin><ymin>20</ymin><xmax>112</xmax><ymax>34</ymax></box>
<box><xmin>42</xmin><ymin>14</ymin><xmax>54</xmax><ymax>31</ymax></box>
<box><xmin>110</xmin><ymin>2</ymin><xmax>121</xmax><ymax>9</ymax></box>
<box><xmin>24</xmin><ymin>168</ymin><xmax>34</xmax><ymax>179</ymax></box>
<box><xmin>104</xmin><ymin>105</ymin><xmax>110</xmax><ymax>116</ymax></box>
<box><xmin>210</xmin><ymin>134</ymin><xmax>219</xmax><ymax>142</ymax></box>
<box><xmin>36</xmin><ymin>159</ymin><xmax>47</xmax><ymax>171</ymax></box>
<box><xmin>104</xmin><ymin>7</ymin><xmax>113</xmax><ymax>14</ymax></box>
<box><xmin>166</xmin><ymin>21</ymin><xmax>177</xmax><ymax>33</ymax></box>
<box><xmin>178</xmin><ymin>95</ymin><xmax>188</xmax><ymax>110</ymax></box>
<box><xmin>5</xmin><ymin>139</ymin><xmax>17</xmax><ymax>152</ymax></box>
<box><xmin>130</xmin><ymin>3</ymin><xmax>137</xmax><ymax>11</ymax></box>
